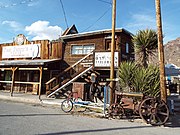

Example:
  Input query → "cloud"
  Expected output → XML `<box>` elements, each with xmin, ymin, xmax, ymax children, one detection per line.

<box><xmin>126</xmin><ymin>13</ymin><xmax>156</xmax><ymax>33</ymax></box>
<box><xmin>2</xmin><ymin>20</ymin><xmax>23</xmax><ymax>31</ymax></box>
<box><xmin>27</xmin><ymin>0</ymin><xmax>39</xmax><ymax>7</ymax></box>
<box><xmin>25</xmin><ymin>20</ymin><xmax>63</xmax><ymax>40</ymax></box>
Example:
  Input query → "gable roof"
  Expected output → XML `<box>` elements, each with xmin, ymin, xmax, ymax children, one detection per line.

<box><xmin>61</xmin><ymin>24</ymin><xmax>78</xmax><ymax>36</ymax></box>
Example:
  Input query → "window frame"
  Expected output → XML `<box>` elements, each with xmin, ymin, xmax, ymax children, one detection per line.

<box><xmin>125</xmin><ymin>43</ymin><xmax>129</xmax><ymax>53</ymax></box>
<box><xmin>71</xmin><ymin>43</ymin><xmax>95</xmax><ymax>55</ymax></box>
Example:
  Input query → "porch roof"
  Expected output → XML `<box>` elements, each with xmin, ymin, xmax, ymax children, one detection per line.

<box><xmin>0</xmin><ymin>59</ymin><xmax>61</xmax><ymax>67</ymax></box>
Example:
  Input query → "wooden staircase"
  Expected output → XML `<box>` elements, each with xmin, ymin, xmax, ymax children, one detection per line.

<box><xmin>46</xmin><ymin>51</ymin><xmax>94</xmax><ymax>97</ymax></box>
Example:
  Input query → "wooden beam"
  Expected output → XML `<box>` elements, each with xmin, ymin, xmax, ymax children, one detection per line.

<box><xmin>0</xmin><ymin>81</ymin><xmax>39</xmax><ymax>85</ymax></box>
<box><xmin>10</xmin><ymin>67</ymin><xmax>18</xmax><ymax>96</ymax></box>
<box><xmin>38</xmin><ymin>66</ymin><xmax>43</xmax><ymax>100</ymax></box>
<box><xmin>0</xmin><ymin>81</ymin><xmax>12</xmax><ymax>83</ymax></box>
<box><xmin>0</xmin><ymin>68</ymin><xmax>47</xmax><ymax>71</ymax></box>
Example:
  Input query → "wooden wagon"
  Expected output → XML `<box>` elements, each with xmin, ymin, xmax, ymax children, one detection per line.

<box><xmin>108</xmin><ymin>91</ymin><xmax>169</xmax><ymax>126</ymax></box>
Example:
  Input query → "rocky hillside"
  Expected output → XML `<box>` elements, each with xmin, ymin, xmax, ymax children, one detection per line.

<box><xmin>164</xmin><ymin>37</ymin><xmax>180</xmax><ymax>67</ymax></box>
<box><xmin>149</xmin><ymin>37</ymin><xmax>180</xmax><ymax>67</ymax></box>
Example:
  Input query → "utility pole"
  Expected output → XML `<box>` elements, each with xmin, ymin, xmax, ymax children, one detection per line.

<box><xmin>110</xmin><ymin>0</ymin><xmax>116</xmax><ymax>105</ymax></box>
<box><xmin>155</xmin><ymin>0</ymin><xmax>167</xmax><ymax>103</ymax></box>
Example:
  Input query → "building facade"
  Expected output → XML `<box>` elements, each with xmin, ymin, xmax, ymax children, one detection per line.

<box><xmin>0</xmin><ymin>26</ymin><xmax>134</xmax><ymax>97</ymax></box>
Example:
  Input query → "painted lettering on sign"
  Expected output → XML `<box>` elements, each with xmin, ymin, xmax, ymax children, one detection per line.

<box><xmin>94</xmin><ymin>52</ymin><xmax>118</xmax><ymax>67</ymax></box>
<box><xmin>2</xmin><ymin>44</ymin><xmax>41</xmax><ymax>59</ymax></box>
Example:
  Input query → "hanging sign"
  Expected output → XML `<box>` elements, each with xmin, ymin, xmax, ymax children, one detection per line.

<box><xmin>2</xmin><ymin>44</ymin><xmax>41</xmax><ymax>59</ymax></box>
<box><xmin>94</xmin><ymin>52</ymin><xmax>119</xmax><ymax>67</ymax></box>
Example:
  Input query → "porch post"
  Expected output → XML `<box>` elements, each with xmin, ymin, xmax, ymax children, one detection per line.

<box><xmin>10</xmin><ymin>67</ymin><xmax>18</xmax><ymax>96</ymax></box>
<box><xmin>38</xmin><ymin>66</ymin><xmax>43</xmax><ymax>100</ymax></box>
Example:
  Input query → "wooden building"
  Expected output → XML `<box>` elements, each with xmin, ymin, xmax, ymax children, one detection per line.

<box><xmin>0</xmin><ymin>26</ymin><xmax>134</xmax><ymax>97</ymax></box>
<box><xmin>46</xmin><ymin>26</ymin><xmax>134</xmax><ymax>97</ymax></box>
<box><xmin>0</xmin><ymin>34</ymin><xmax>63</xmax><ymax>95</ymax></box>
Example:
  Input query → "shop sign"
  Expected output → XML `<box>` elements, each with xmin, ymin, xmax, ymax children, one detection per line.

<box><xmin>94</xmin><ymin>52</ymin><xmax>119</xmax><ymax>67</ymax></box>
<box><xmin>2</xmin><ymin>44</ymin><xmax>41</xmax><ymax>59</ymax></box>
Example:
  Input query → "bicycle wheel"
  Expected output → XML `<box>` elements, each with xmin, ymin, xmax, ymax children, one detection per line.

<box><xmin>61</xmin><ymin>99</ymin><xmax>73</xmax><ymax>113</ymax></box>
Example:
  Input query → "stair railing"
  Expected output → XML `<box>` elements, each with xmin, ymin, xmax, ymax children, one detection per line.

<box><xmin>45</xmin><ymin>51</ymin><xmax>94</xmax><ymax>94</ymax></box>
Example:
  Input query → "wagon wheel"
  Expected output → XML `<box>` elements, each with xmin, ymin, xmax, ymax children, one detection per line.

<box><xmin>139</xmin><ymin>97</ymin><xmax>169</xmax><ymax>126</ymax></box>
<box><xmin>108</xmin><ymin>103</ymin><xmax>124</xmax><ymax>119</ymax></box>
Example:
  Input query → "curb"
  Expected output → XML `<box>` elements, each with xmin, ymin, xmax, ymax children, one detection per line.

<box><xmin>0</xmin><ymin>94</ymin><xmax>63</xmax><ymax>107</ymax></box>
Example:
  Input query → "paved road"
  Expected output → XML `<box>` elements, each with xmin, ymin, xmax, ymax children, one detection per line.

<box><xmin>0</xmin><ymin>100</ymin><xmax>179</xmax><ymax>135</ymax></box>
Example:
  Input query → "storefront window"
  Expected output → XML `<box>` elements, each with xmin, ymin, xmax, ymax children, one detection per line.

<box><xmin>5</xmin><ymin>71</ymin><xmax>12</xmax><ymax>81</ymax></box>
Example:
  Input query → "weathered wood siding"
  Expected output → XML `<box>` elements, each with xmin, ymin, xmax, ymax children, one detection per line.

<box><xmin>0</xmin><ymin>40</ymin><xmax>63</xmax><ymax>60</ymax></box>
<box><xmin>63</xmin><ymin>35</ymin><xmax>105</xmax><ymax>66</ymax></box>
<box><xmin>63</xmin><ymin>32</ymin><xmax>133</xmax><ymax>67</ymax></box>
<box><xmin>119</xmin><ymin>32</ymin><xmax>134</xmax><ymax>61</ymax></box>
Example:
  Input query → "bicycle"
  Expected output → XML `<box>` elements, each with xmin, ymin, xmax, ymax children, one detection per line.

<box><xmin>61</xmin><ymin>91</ymin><xmax>88</xmax><ymax>113</ymax></box>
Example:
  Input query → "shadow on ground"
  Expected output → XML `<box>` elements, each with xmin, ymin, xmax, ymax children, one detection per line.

<box><xmin>38</xmin><ymin>125</ymin><xmax>152</xmax><ymax>135</ymax></box>
<box><xmin>165</xmin><ymin>113</ymin><xmax>180</xmax><ymax>127</ymax></box>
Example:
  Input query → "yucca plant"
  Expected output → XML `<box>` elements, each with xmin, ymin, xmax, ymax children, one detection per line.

<box><xmin>118</xmin><ymin>62</ymin><xmax>160</xmax><ymax>97</ymax></box>
<box><xmin>143</xmin><ymin>65</ymin><xmax>160</xmax><ymax>97</ymax></box>
<box><xmin>132</xmin><ymin>29</ymin><xmax>158</xmax><ymax>68</ymax></box>
<box><xmin>118</xmin><ymin>61</ymin><xmax>137</xmax><ymax>92</ymax></box>
<box><xmin>131</xmin><ymin>65</ymin><xmax>160</xmax><ymax>97</ymax></box>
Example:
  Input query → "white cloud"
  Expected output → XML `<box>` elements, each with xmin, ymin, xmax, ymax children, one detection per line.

<box><xmin>27</xmin><ymin>0</ymin><xmax>39</xmax><ymax>7</ymax></box>
<box><xmin>25</xmin><ymin>20</ymin><xmax>63</xmax><ymax>40</ymax></box>
<box><xmin>2</xmin><ymin>20</ymin><xmax>23</xmax><ymax>31</ymax></box>
<box><xmin>126</xmin><ymin>13</ymin><xmax>156</xmax><ymax>33</ymax></box>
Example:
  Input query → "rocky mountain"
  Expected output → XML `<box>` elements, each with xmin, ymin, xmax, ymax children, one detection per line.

<box><xmin>164</xmin><ymin>37</ymin><xmax>180</xmax><ymax>67</ymax></box>
<box><xmin>149</xmin><ymin>37</ymin><xmax>180</xmax><ymax>67</ymax></box>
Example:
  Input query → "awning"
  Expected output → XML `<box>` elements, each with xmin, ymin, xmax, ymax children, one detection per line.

<box><xmin>0</xmin><ymin>59</ymin><xmax>61</xmax><ymax>67</ymax></box>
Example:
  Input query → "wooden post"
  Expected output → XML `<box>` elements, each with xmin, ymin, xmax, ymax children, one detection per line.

<box><xmin>110</xmin><ymin>0</ymin><xmax>116</xmax><ymax>105</ymax></box>
<box><xmin>10</xmin><ymin>67</ymin><xmax>18</xmax><ymax>96</ymax></box>
<box><xmin>38</xmin><ymin>66</ymin><xmax>43</xmax><ymax>100</ymax></box>
<box><xmin>155</xmin><ymin>0</ymin><xmax>167</xmax><ymax>103</ymax></box>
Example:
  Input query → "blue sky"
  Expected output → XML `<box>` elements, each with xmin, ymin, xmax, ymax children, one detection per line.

<box><xmin>0</xmin><ymin>0</ymin><xmax>179</xmax><ymax>44</ymax></box>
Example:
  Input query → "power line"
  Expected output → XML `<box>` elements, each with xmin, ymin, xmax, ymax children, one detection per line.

<box><xmin>82</xmin><ymin>7</ymin><xmax>111</xmax><ymax>32</ymax></box>
<box><xmin>59</xmin><ymin>0</ymin><xmax>69</xmax><ymax>28</ymax></box>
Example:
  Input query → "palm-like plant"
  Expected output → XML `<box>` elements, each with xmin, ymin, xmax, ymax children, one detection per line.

<box><xmin>131</xmin><ymin>65</ymin><xmax>160</xmax><ymax>97</ymax></box>
<box><xmin>118</xmin><ymin>62</ymin><xmax>160</xmax><ymax>97</ymax></box>
<box><xmin>118</xmin><ymin>61</ymin><xmax>137</xmax><ymax>92</ymax></box>
<box><xmin>132</xmin><ymin>29</ymin><xmax>158</xmax><ymax>68</ymax></box>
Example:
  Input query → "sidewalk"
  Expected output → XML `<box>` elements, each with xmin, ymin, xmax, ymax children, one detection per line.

<box><xmin>0</xmin><ymin>90</ymin><xmax>106</xmax><ymax>118</ymax></box>
<box><xmin>0</xmin><ymin>90</ymin><xmax>64</xmax><ymax>106</ymax></box>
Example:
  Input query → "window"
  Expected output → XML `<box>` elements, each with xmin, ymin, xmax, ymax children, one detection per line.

<box><xmin>71</xmin><ymin>44</ymin><xmax>95</xmax><ymax>55</ymax></box>
<box><xmin>126</xmin><ymin>43</ymin><xmax>129</xmax><ymax>53</ymax></box>
<box><xmin>105</xmin><ymin>39</ymin><xmax>117</xmax><ymax>50</ymax></box>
